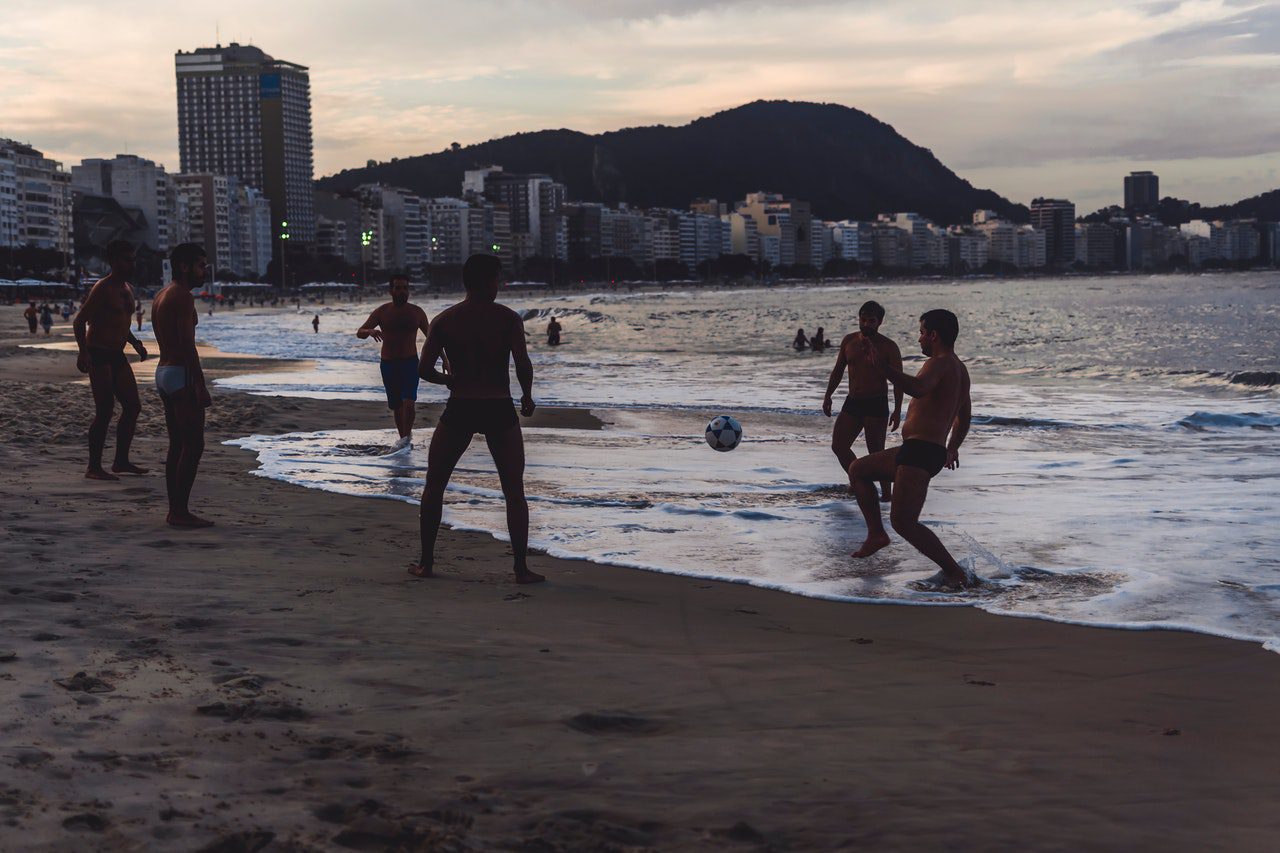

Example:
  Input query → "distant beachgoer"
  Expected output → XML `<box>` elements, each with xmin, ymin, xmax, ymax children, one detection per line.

<box><xmin>357</xmin><ymin>273</ymin><xmax>439</xmax><ymax>452</ymax></box>
<box><xmin>410</xmin><ymin>253</ymin><xmax>543</xmax><ymax>584</ymax></box>
<box><xmin>73</xmin><ymin>240</ymin><xmax>148</xmax><ymax>480</ymax></box>
<box><xmin>61</xmin><ymin>301</ymin><xmax>72</xmax><ymax>322</ymax></box>
<box><xmin>152</xmin><ymin>243</ymin><xmax>214</xmax><ymax>528</ymax></box>
<box><xmin>311</xmin><ymin>314</ymin><xmax>319</xmax><ymax>334</ymax></box>
<box><xmin>848</xmin><ymin>309</ymin><xmax>975</xmax><ymax>591</ymax></box>
<box><xmin>810</xmin><ymin>326</ymin><xmax>830</xmax><ymax>352</ymax></box>
<box><xmin>793</xmin><ymin>328</ymin><xmax>807</xmax><ymax>351</ymax></box>
<box><xmin>823</xmin><ymin>301</ymin><xmax>903</xmax><ymax>501</ymax></box>
<box><xmin>135</xmin><ymin>303</ymin><xmax>144</xmax><ymax>330</ymax></box>
<box><xmin>24</xmin><ymin>302</ymin><xmax>38</xmax><ymax>335</ymax></box>
<box><xmin>40</xmin><ymin>304</ymin><xmax>53</xmax><ymax>336</ymax></box>
<box><xmin>546</xmin><ymin>316</ymin><xmax>562</xmax><ymax>346</ymax></box>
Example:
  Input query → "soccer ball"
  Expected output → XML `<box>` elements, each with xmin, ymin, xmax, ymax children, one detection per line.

<box><xmin>705</xmin><ymin>415</ymin><xmax>743</xmax><ymax>452</ymax></box>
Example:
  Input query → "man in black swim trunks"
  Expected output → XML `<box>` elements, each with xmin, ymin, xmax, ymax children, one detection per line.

<box><xmin>357</xmin><ymin>273</ymin><xmax>437</xmax><ymax>452</ymax></box>
<box><xmin>847</xmin><ymin>309</ymin><xmax>976</xmax><ymax>590</ymax></box>
<box><xmin>410</xmin><ymin>254</ymin><xmax>544</xmax><ymax>584</ymax></box>
<box><xmin>823</xmin><ymin>301</ymin><xmax>903</xmax><ymax>501</ymax></box>
<box><xmin>73</xmin><ymin>240</ymin><xmax>148</xmax><ymax>481</ymax></box>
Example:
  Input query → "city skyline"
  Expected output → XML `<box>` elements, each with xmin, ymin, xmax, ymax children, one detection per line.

<box><xmin>2</xmin><ymin>0</ymin><xmax>1278</xmax><ymax>213</ymax></box>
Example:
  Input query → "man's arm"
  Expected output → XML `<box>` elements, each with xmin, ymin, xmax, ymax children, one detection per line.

<box><xmin>356</xmin><ymin>306</ymin><xmax>383</xmax><ymax>341</ymax></box>
<box><xmin>946</xmin><ymin>364</ymin><xmax>971</xmax><ymax>469</ymax></box>
<box><xmin>511</xmin><ymin>313</ymin><xmax>534</xmax><ymax>416</ymax></box>
<box><xmin>418</xmin><ymin>320</ymin><xmax>450</xmax><ymax>386</ymax></box>
<box><xmin>124</xmin><ymin>287</ymin><xmax>147</xmax><ymax>360</ymax></box>
<box><xmin>72</xmin><ymin>283</ymin><xmax>104</xmax><ymax>372</ymax></box>
<box><xmin>821</xmin><ymin>338</ymin><xmax>850</xmax><ymax>416</ymax></box>
<box><xmin>419</xmin><ymin>309</ymin><xmax>448</xmax><ymax>373</ymax></box>
<box><xmin>887</xmin><ymin>340</ymin><xmax>904</xmax><ymax>430</ymax></box>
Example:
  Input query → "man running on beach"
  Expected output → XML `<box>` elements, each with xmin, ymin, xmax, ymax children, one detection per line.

<box><xmin>356</xmin><ymin>273</ymin><xmax>436</xmax><ymax>452</ymax></box>
<box><xmin>151</xmin><ymin>243</ymin><xmax>214</xmax><ymax>528</ymax></box>
<box><xmin>410</xmin><ymin>254</ymin><xmax>543</xmax><ymax>584</ymax></box>
<box><xmin>73</xmin><ymin>240</ymin><xmax>148</xmax><ymax>480</ymax></box>
<box><xmin>847</xmin><ymin>309</ymin><xmax>975</xmax><ymax>591</ymax></box>
<box><xmin>823</xmin><ymin>301</ymin><xmax>903</xmax><ymax>501</ymax></box>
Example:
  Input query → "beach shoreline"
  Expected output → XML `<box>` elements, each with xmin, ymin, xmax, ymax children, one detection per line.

<box><xmin>2</xmin><ymin>304</ymin><xmax>1278</xmax><ymax>850</ymax></box>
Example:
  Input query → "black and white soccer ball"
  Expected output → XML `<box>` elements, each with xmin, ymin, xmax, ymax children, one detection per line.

<box><xmin>705</xmin><ymin>415</ymin><xmax>743</xmax><ymax>452</ymax></box>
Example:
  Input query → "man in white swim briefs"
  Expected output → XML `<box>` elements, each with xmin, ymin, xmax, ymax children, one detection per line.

<box><xmin>151</xmin><ymin>243</ymin><xmax>214</xmax><ymax>528</ymax></box>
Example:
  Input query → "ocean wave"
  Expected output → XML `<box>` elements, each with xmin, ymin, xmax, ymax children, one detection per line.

<box><xmin>519</xmin><ymin>307</ymin><xmax>611</xmax><ymax>323</ymax></box>
<box><xmin>973</xmin><ymin>414</ymin><xmax>1078</xmax><ymax>430</ymax></box>
<box><xmin>1175</xmin><ymin>411</ymin><xmax>1280</xmax><ymax>430</ymax></box>
<box><xmin>1229</xmin><ymin>371</ymin><xmax>1280</xmax><ymax>388</ymax></box>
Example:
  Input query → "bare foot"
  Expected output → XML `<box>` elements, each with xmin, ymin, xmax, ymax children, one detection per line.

<box><xmin>85</xmin><ymin>468</ymin><xmax>119</xmax><ymax>481</ymax></box>
<box><xmin>111</xmin><ymin>462</ymin><xmax>148</xmax><ymax>475</ymax></box>
<box><xmin>515</xmin><ymin>568</ymin><xmax>546</xmax><ymax>585</ymax></box>
<box><xmin>407</xmin><ymin>562</ymin><xmax>433</xmax><ymax>578</ymax></box>
<box><xmin>852</xmin><ymin>533</ymin><xmax>891</xmax><ymax>558</ymax></box>
<box><xmin>909</xmin><ymin>569</ymin><xmax>981</xmax><ymax>592</ymax></box>
<box><xmin>166</xmin><ymin>512</ymin><xmax>214</xmax><ymax>528</ymax></box>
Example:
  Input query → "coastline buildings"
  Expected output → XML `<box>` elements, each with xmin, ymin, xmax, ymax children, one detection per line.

<box><xmin>175</xmin><ymin>43</ymin><xmax>316</xmax><ymax>248</ymax></box>
<box><xmin>0</xmin><ymin>139</ymin><xmax>72</xmax><ymax>256</ymax></box>
<box><xmin>1124</xmin><ymin>171</ymin><xmax>1159</xmax><ymax>215</ymax></box>
<box><xmin>71</xmin><ymin>155</ymin><xmax>178</xmax><ymax>253</ymax></box>
<box><xmin>1029</xmin><ymin>198</ymin><xmax>1076</xmax><ymax>268</ymax></box>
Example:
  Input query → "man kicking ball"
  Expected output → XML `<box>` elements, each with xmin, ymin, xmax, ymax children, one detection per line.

<box><xmin>409</xmin><ymin>254</ymin><xmax>543</xmax><ymax>584</ymax></box>
<box><xmin>356</xmin><ymin>273</ymin><xmax>437</xmax><ymax>452</ymax></box>
<box><xmin>847</xmin><ymin>309</ymin><xmax>977</xmax><ymax>591</ymax></box>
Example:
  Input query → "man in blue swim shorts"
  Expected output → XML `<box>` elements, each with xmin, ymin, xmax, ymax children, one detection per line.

<box><xmin>357</xmin><ymin>274</ymin><xmax>439</xmax><ymax>452</ymax></box>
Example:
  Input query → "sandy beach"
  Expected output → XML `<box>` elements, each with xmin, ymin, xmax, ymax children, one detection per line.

<box><xmin>2</xmin><ymin>304</ymin><xmax>1278</xmax><ymax>851</ymax></box>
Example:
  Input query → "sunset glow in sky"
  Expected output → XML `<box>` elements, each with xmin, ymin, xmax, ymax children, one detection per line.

<box><xmin>3</xmin><ymin>0</ymin><xmax>1278</xmax><ymax>212</ymax></box>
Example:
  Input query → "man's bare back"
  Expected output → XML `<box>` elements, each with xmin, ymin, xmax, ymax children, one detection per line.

<box><xmin>426</xmin><ymin>302</ymin><xmax>524</xmax><ymax>400</ymax></box>
<box><xmin>151</xmin><ymin>286</ymin><xmax>200</xmax><ymax>368</ymax></box>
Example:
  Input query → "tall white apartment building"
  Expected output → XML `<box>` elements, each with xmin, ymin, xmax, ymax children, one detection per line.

<box><xmin>174</xmin><ymin>174</ymin><xmax>231</xmax><ymax>270</ymax></box>
<box><xmin>0</xmin><ymin>140</ymin><xmax>73</xmax><ymax>253</ymax></box>
<box><xmin>72</xmin><ymin>155</ymin><xmax>177</xmax><ymax>252</ymax></box>
<box><xmin>887</xmin><ymin>213</ymin><xmax>933</xmax><ymax>268</ymax></box>
<box><xmin>354</xmin><ymin>184</ymin><xmax>425</xmax><ymax>275</ymax></box>
<box><xmin>831</xmin><ymin>220</ymin><xmax>874</xmax><ymax>265</ymax></box>
<box><xmin>423</xmin><ymin>197</ymin><xmax>472</xmax><ymax>265</ymax></box>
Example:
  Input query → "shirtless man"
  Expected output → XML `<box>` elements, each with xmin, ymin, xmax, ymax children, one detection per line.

<box><xmin>847</xmin><ymin>309</ymin><xmax>975</xmax><ymax>590</ymax></box>
<box><xmin>73</xmin><ymin>240</ymin><xmax>148</xmax><ymax>480</ymax></box>
<box><xmin>409</xmin><ymin>254</ymin><xmax>543</xmax><ymax>584</ymax></box>
<box><xmin>823</xmin><ymin>301</ymin><xmax>903</xmax><ymax>501</ymax></box>
<box><xmin>356</xmin><ymin>274</ymin><xmax>435</xmax><ymax>452</ymax></box>
<box><xmin>23</xmin><ymin>302</ymin><xmax>38</xmax><ymax>335</ymax></box>
<box><xmin>151</xmin><ymin>243</ymin><xmax>214</xmax><ymax>528</ymax></box>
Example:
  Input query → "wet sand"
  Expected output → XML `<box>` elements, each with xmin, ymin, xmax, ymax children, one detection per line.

<box><xmin>1</xmin><ymin>305</ymin><xmax>1278</xmax><ymax>851</ymax></box>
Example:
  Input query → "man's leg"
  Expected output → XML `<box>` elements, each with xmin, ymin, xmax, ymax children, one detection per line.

<box><xmin>166</xmin><ymin>390</ymin><xmax>210</xmax><ymax>527</ymax></box>
<box><xmin>847</xmin><ymin>448</ymin><xmax>900</xmax><ymax>558</ymax></box>
<box><xmin>399</xmin><ymin>400</ymin><xmax>416</xmax><ymax>439</ymax></box>
<box><xmin>485</xmin><ymin>425</ymin><xmax>544</xmax><ymax>584</ymax></box>
<box><xmin>391</xmin><ymin>403</ymin><xmax>405</xmax><ymax>437</ymax></box>
<box><xmin>410</xmin><ymin>422</ymin><xmax>473</xmax><ymax>577</ymax></box>
<box><xmin>110</xmin><ymin>362</ymin><xmax>145</xmax><ymax>474</ymax></box>
<box><xmin>863</xmin><ymin>415</ymin><xmax>892</xmax><ymax>502</ymax></box>
<box><xmin>830</xmin><ymin>412</ymin><xmax>863</xmax><ymax>479</ymax></box>
<box><xmin>889</xmin><ymin>467</ymin><xmax>971</xmax><ymax>587</ymax></box>
<box><xmin>85</xmin><ymin>363</ymin><xmax>118</xmax><ymax>480</ymax></box>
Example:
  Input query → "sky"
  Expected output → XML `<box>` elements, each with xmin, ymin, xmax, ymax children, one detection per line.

<box><xmin>2</xmin><ymin>0</ymin><xmax>1278</xmax><ymax>214</ymax></box>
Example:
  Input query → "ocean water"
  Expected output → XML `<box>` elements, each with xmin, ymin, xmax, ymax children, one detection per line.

<box><xmin>210</xmin><ymin>274</ymin><xmax>1280</xmax><ymax>651</ymax></box>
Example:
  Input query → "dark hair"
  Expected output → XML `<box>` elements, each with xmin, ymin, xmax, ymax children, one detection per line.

<box><xmin>920</xmin><ymin>309</ymin><xmax>959</xmax><ymax>347</ymax></box>
<box><xmin>859</xmin><ymin>300</ymin><xmax>885</xmax><ymax>320</ymax></box>
<box><xmin>170</xmin><ymin>242</ymin><xmax>207</xmax><ymax>272</ymax></box>
<box><xmin>462</xmin><ymin>253</ymin><xmax>502</xmax><ymax>292</ymax></box>
<box><xmin>388</xmin><ymin>273</ymin><xmax>410</xmax><ymax>286</ymax></box>
<box><xmin>105</xmin><ymin>239</ymin><xmax>134</xmax><ymax>261</ymax></box>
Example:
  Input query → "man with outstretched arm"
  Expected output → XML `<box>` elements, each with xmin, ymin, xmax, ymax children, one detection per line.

<box><xmin>822</xmin><ymin>300</ymin><xmax>903</xmax><ymax>501</ymax></box>
<box><xmin>847</xmin><ymin>309</ymin><xmax>975</xmax><ymax>591</ymax></box>
<box><xmin>73</xmin><ymin>240</ymin><xmax>148</xmax><ymax>480</ymax></box>
<box><xmin>151</xmin><ymin>243</ymin><xmax>214</xmax><ymax>528</ymax></box>
<box><xmin>410</xmin><ymin>254</ymin><xmax>543</xmax><ymax>584</ymax></box>
<box><xmin>356</xmin><ymin>274</ymin><xmax>437</xmax><ymax>452</ymax></box>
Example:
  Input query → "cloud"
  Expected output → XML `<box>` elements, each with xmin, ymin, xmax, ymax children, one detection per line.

<box><xmin>1</xmin><ymin>0</ymin><xmax>1277</xmax><ymax>213</ymax></box>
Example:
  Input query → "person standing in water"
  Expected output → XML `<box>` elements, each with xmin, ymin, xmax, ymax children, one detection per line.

<box><xmin>823</xmin><ymin>301</ymin><xmax>903</xmax><ymax>501</ymax></box>
<box><xmin>410</xmin><ymin>254</ymin><xmax>543</xmax><ymax>584</ymax></box>
<box><xmin>311</xmin><ymin>314</ymin><xmax>320</xmax><ymax>334</ymax></box>
<box><xmin>847</xmin><ymin>309</ymin><xmax>976</xmax><ymax>591</ymax></box>
<box><xmin>546</xmin><ymin>316</ymin><xmax>562</xmax><ymax>346</ymax></box>
<box><xmin>356</xmin><ymin>274</ymin><xmax>439</xmax><ymax>452</ymax></box>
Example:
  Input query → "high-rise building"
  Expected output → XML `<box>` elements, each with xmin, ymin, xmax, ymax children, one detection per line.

<box><xmin>174</xmin><ymin>174</ymin><xmax>231</xmax><ymax>270</ymax></box>
<box><xmin>175</xmin><ymin>43</ymin><xmax>316</xmax><ymax>247</ymax></box>
<box><xmin>1124</xmin><ymin>171</ymin><xmax>1159</xmax><ymax>215</ymax></box>
<box><xmin>1</xmin><ymin>139</ymin><xmax>73</xmax><ymax>253</ymax></box>
<box><xmin>1029</xmin><ymin>197</ymin><xmax>1076</xmax><ymax>267</ymax></box>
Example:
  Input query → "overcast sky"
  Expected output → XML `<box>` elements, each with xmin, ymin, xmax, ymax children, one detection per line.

<box><xmin>3</xmin><ymin>0</ymin><xmax>1277</xmax><ymax>213</ymax></box>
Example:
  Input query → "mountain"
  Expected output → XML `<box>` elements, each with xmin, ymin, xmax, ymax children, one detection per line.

<box><xmin>315</xmin><ymin>100</ymin><xmax>1027</xmax><ymax>225</ymax></box>
<box><xmin>1203</xmin><ymin>188</ymin><xmax>1280</xmax><ymax>222</ymax></box>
